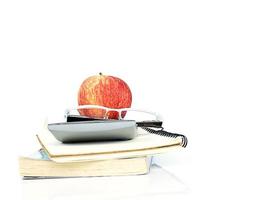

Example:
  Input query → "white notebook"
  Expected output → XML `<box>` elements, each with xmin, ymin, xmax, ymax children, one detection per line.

<box><xmin>37</xmin><ymin>127</ymin><xmax>183</xmax><ymax>163</ymax></box>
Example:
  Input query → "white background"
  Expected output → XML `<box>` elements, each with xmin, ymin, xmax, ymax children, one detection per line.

<box><xmin>1</xmin><ymin>0</ymin><xmax>280</xmax><ymax>199</ymax></box>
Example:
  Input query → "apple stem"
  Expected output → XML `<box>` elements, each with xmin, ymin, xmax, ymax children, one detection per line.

<box><xmin>99</xmin><ymin>72</ymin><xmax>103</xmax><ymax>76</ymax></box>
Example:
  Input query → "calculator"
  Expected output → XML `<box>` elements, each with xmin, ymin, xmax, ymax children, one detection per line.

<box><xmin>48</xmin><ymin>120</ymin><xmax>137</xmax><ymax>143</ymax></box>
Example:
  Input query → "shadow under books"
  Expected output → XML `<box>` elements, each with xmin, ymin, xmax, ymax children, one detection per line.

<box><xmin>21</xmin><ymin>164</ymin><xmax>189</xmax><ymax>200</ymax></box>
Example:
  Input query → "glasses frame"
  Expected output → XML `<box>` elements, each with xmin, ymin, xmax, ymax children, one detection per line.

<box><xmin>65</xmin><ymin>105</ymin><xmax>162</xmax><ymax>121</ymax></box>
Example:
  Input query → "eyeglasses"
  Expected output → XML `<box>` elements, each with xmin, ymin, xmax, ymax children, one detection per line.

<box><xmin>64</xmin><ymin>105</ymin><xmax>187</xmax><ymax>148</ymax></box>
<box><xmin>65</xmin><ymin>105</ymin><xmax>162</xmax><ymax>122</ymax></box>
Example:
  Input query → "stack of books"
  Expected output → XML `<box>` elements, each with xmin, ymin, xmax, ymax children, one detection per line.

<box><xmin>19</xmin><ymin>127</ymin><xmax>184</xmax><ymax>178</ymax></box>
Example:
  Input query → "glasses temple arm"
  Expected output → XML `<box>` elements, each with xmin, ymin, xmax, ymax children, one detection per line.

<box><xmin>120</xmin><ymin>108</ymin><xmax>163</xmax><ymax>121</ymax></box>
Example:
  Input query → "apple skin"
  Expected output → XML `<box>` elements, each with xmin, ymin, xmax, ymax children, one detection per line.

<box><xmin>78</xmin><ymin>74</ymin><xmax>132</xmax><ymax>119</ymax></box>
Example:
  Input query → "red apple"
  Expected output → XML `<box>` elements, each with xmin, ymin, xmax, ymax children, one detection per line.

<box><xmin>78</xmin><ymin>73</ymin><xmax>132</xmax><ymax>119</ymax></box>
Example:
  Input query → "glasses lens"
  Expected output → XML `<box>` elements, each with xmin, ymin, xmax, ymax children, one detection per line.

<box><xmin>121</xmin><ymin>110</ymin><xmax>156</xmax><ymax>121</ymax></box>
<box><xmin>78</xmin><ymin>108</ymin><xmax>107</xmax><ymax>119</ymax></box>
<box><xmin>105</xmin><ymin>111</ymin><xmax>120</xmax><ymax>119</ymax></box>
<box><xmin>120</xmin><ymin>110</ymin><xmax>127</xmax><ymax>119</ymax></box>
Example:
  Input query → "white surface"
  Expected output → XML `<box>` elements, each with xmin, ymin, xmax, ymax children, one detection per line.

<box><xmin>21</xmin><ymin>164</ymin><xmax>188</xmax><ymax>200</ymax></box>
<box><xmin>1</xmin><ymin>0</ymin><xmax>280</xmax><ymax>199</ymax></box>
